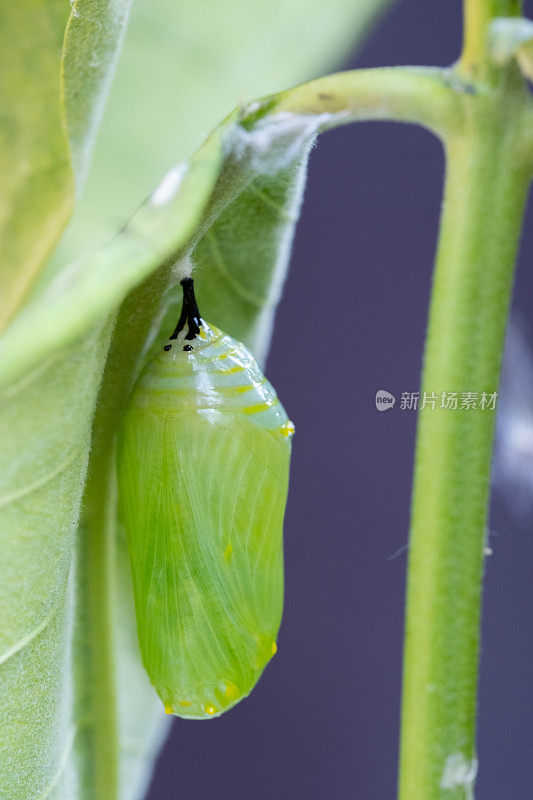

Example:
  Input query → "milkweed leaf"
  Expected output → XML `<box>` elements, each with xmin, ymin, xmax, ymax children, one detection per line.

<box><xmin>0</xmin><ymin>322</ymin><xmax>112</xmax><ymax>799</ymax></box>
<box><xmin>0</xmin><ymin>4</ymin><xmax>148</xmax><ymax>796</ymax></box>
<box><xmin>0</xmin><ymin>0</ymin><xmax>132</xmax><ymax>332</ymax></box>
<box><xmin>0</xmin><ymin>1</ymin><xmax>72</xmax><ymax>333</ymax></box>
<box><xmin>63</xmin><ymin>0</ymin><xmax>134</xmax><ymax>193</ymax></box>
<box><xmin>51</xmin><ymin>0</ymin><xmax>395</xmax><ymax>270</ymax></box>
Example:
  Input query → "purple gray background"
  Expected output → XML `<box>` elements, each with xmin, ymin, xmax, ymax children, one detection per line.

<box><xmin>147</xmin><ymin>1</ymin><xmax>533</xmax><ymax>797</ymax></box>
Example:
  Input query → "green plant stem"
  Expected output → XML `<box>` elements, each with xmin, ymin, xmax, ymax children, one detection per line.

<box><xmin>274</xmin><ymin>67</ymin><xmax>462</xmax><ymax>138</ymax></box>
<box><xmin>84</xmin><ymin>457</ymin><xmax>119</xmax><ymax>800</ymax></box>
<box><xmin>461</xmin><ymin>0</ymin><xmax>523</xmax><ymax>78</ymax></box>
<box><xmin>77</xmin><ymin>269</ymin><xmax>173</xmax><ymax>799</ymax></box>
<box><xmin>398</xmin><ymin>68</ymin><xmax>530</xmax><ymax>800</ymax></box>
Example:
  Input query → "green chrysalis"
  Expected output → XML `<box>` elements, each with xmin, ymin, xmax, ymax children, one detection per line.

<box><xmin>117</xmin><ymin>278</ymin><xmax>294</xmax><ymax>719</ymax></box>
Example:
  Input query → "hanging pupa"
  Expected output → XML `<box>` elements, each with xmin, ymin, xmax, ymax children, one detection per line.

<box><xmin>117</xmin><ymin>277</ymin><xmax>294</xmax><ymax>718</ymax></box>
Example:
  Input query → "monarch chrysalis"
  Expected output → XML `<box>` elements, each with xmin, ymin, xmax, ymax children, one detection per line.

<box><xmin>117</xmin><ymin>278</ymin><xmax>294</xmax><ymax>719</ymax></box>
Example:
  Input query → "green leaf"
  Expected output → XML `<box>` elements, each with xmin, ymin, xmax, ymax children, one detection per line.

<box><xmin>62</xmin><ymin>0</ymin><xmax>134</xmax><ymax>191</ymax></box>
<box><xmin>50</xmin><ymin>0</ymin><xmax>395</xmax><ymax>271</ymax></box>
<box><xmin>0</xmin><ymin>1</ymin><xmax>72</xmax><ymax>332</ymax></box>
<box><xmin>0</xmin><ymin>321</ymin><xmax>112</xmax><ymax>799</ymax></box>
<box><xmin>192</xmin><ymin>138</ymin><xmax>310</xmax><ymax>362</ymax></box>
<box><xmin>0</xmin><ymin>1</ymin><xmax>132</xmax><ymax>333</ymax></box>
<box><xmin>0</xmin><ymin>128</ymin><xmax>226</xmax><ymax>386</ymax></box>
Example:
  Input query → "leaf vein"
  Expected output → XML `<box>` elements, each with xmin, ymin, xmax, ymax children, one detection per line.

<box><xmin>0</xmin><ymin>448</ymin><xmax>81</xmax><ymax>510</ymax></box>
<box><xmin>204</xmin><ymin>229</ymin><xmax>265</xmax><ymax>308</ymax></box>
<box><xmin>246</xmin><ymin>183</ymin><xmax>297</xmax><ymax>222</ymax></box>
<box><xmin>0</xmin><ymin>593</ymin><xmax>63</xmax><ymax>667</ymax></box>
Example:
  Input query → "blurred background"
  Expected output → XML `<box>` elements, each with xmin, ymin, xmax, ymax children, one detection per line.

<box><xmin>140</xmin><ymin>0</ymin><xmax>533</xmax><ymax>797</ymax></box>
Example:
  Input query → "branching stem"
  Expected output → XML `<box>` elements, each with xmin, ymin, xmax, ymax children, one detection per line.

<box><xmin>399</xmin><ymin>2</ymin><xmax>531</xmax><ymax>797</ymax></box>
<box><xmin>274</xmin><ymin>66</ymin><xmax>463</xmax><ymax>139</ymax></box>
